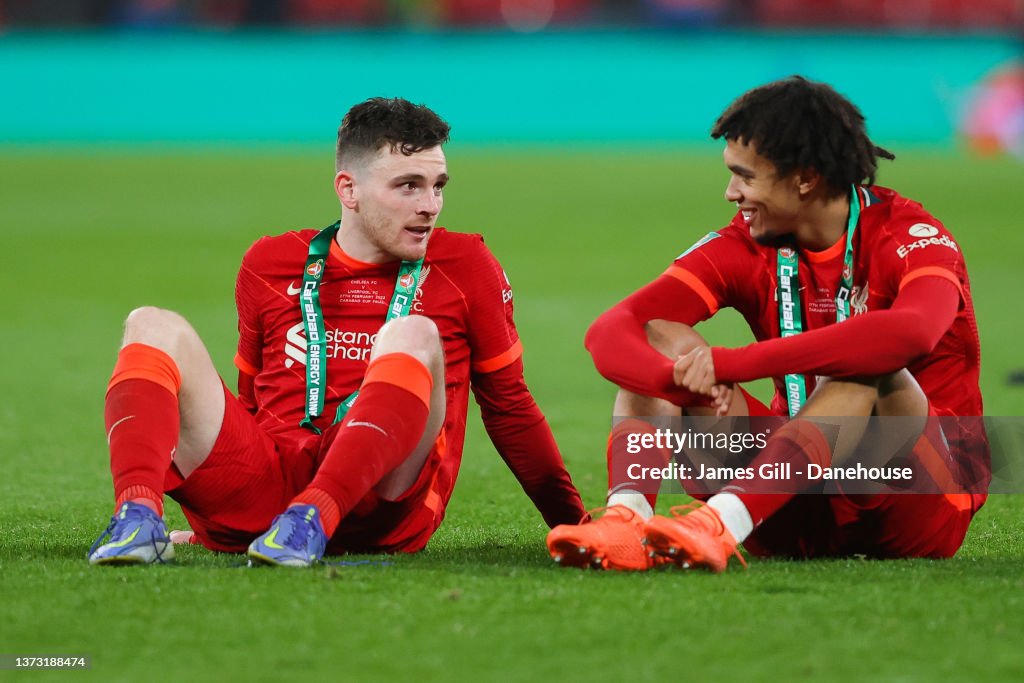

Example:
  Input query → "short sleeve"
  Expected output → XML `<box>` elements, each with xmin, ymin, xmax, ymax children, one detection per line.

<box><xmin>466</xmin><ymin>238</ymin><xmax>522</xmax><ymax>374</ymax></box>
<box><xmin>878</xmin><ymin>218</ymin><xmax>965</xmax><ymax>299</ymax></box>
<box><xmin>665</xmin><ymin>228</ymin><xmax>756</xmax><ymax>316</ymax></box>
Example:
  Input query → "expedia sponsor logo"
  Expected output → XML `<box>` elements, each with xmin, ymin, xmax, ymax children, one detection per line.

<box><xmin>284</xmin><ymin>322</ymin><xmax>378</xmax><ymax>368</ymax></box>
<box><xmin>306</xmin><ymin>259</ymin><xmax>325</xmax><ymax>279</ymax></box>
<box><xmin>908</xmin><ymin>223</ymin><xmax>939</xmax><ymax>238</ymax></box>
<box><xmin>502</xmin><ymin>269</ymin><xmax>513</xmax><ymax>304</ymax></box>
<box><xmin>897</xmin><ymin>234</ymin><xmax>959</xmax><ymax>259</ymax></box>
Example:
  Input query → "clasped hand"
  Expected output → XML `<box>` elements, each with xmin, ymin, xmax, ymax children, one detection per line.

<box><xmin>673</xmin><ymin>345</ymin><xmax>732</xmax><ymax>417</ymax></box>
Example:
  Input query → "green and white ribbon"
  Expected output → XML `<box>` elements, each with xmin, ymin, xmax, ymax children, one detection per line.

<box><xmin>776</xmin><ymin>186</ymin><xmax>860</xmax><ymax>416</ymax></box>
<box><xmin>299</xmin><ymin>221</ymin><xmax>424</xmax><ymax>433</ymax></box>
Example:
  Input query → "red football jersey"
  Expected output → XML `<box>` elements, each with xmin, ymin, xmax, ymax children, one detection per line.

<box><xmin>668</xmin><ymin>185</ymin><xmax>983</xmax><ymax>420</ymax></box>
<box><xmin>233</xmin><ymin>227</ymin><xmax>521</xmax><ymax>510</ymax></box>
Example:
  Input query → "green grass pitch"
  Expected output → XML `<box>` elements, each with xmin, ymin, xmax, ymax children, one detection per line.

<box><xmin>1</xmin><ymin>146</ymin><xmax>1022</xmax><ymax>681</ymax></box>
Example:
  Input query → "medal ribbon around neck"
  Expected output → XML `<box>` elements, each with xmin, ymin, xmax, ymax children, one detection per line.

<box><xmin>776</xmin><ymin>185</ymin><xmax>861</xmax><ymax>417</ymax></box>
<box><xmin>298</xmin><ymin>221</ymin><xmax>424</xmax><ymax>433</ymax></box>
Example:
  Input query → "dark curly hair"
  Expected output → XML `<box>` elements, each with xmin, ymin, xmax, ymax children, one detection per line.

<box><xmin>336</xmin><ymin>97</ymin><xmax>450</xmax><ymax>172</ymax></box>
<box><xmin>711</xmin><ymin>76</ymin><xmax>894</xmax><ymax>196</ymax></box>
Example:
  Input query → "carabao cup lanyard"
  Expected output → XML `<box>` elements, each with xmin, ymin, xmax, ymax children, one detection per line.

<box><xmin>776</xmin><ymin>186</ymin><xmax>860</xmax><ymax>417</ymax></box>
<box><xmin>299</xmin><ymin>221</ymin><xmax>424</xmax><ymax>433</ymax></box>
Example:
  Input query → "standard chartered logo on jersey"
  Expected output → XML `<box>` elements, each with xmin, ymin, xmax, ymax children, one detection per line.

<box><xmin>284</xmin><ymin>323</ymin><xmax>377</xmax><ymax>368</ymax></box>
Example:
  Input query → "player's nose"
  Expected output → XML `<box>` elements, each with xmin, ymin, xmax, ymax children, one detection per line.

<box><xmin>418</xmin><ymin>192</ymin><xmax>441</xmax><ymax>216</ymax></box>
<box><xmin>724</xmin><ymin>176</ymin><xmax>742</xmax><ymax>203</ymax></box>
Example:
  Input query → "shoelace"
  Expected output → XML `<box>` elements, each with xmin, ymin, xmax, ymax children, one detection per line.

<box><xmin>278</xmin><ymin>511</ymin><xmax>318</xmax><ymax>552</ymax></box>
<box><xmin>585</xmin><ymin>505</ymin><xmax>639</xmax><ymax>524</ymax></box>
<box><xmin>667</xmin><ymin>502</ymin><xmax>748</xmax><ymax>569</ymax></box>
<box><xmin>148</xmin><ymin>526</ymin><xmax>173</xmax><ymax>564</ymax></box>
<box><xmin>668</xmin><ymin>502</ymin><xmax>719</xmax><ymax>530</ymax></box>
<box><xmin>87</xmin><ymin>507</ymin><xmax>173</xmax><ymax>564</ymax></box>
<box><xmin>87</xmin><ymin>516</ymin><xmax>119</xmax><ymax>558</ymax></box>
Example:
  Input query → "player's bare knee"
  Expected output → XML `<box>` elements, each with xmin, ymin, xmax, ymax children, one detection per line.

<box><xmin>877</xmin><ymin>369</ymin><xmax>918</xmax><ymax>397</ymax></box>
<box><xmin>371</xmin><ymin>315</ymin><xmax>442</xmax><ymax>366</ymax></box>
<box><xmin>644</xmin><ymin>320</ymin><xmax>707</xmax><ymax>359</ymax></box>
<box><xmin>803</xmin><ymin>375</ymin><xmax>880</xmax><ymax>418</ymax></box>
<box><xmin>614</xmin><ymin>387</ymin><xmax>680</xmax><ymax>418</ymax></box>
<box><xmin>810</xmin><ymin>375</ymin><xmax>881</xmax><ymax>395</ymax></box>
<box><xmin>122</xmin><ymin>306</ymin><xmax>204</xmax><ymax>370</ymax></box>
<box><xmin>124</xmin><ymin>306</ymin><xmax>189</xmax><ymax>347</ymax></box>
<box><xmin>876</xmin><ymin>369</ymin><xmax>929</xmax><ymax>417</ymax></box>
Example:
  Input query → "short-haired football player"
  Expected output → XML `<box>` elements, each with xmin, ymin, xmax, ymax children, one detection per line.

<box><xmin>548</xmin><ymin>76</ymin><xmax>988</xmax><ymax>572</ymax></box>
<box><xmin>89</xmin><ymin>97</ymin><xmax>586</xmax><ymax>567</ymax></box>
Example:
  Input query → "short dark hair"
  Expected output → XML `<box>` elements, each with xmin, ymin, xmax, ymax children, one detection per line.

<box><xmin>335</xmin><ymin>97</ymin><xmax>450</xmax><ymax>172</ymax></box>
<box><xmin>711</xmin><ymin>76</ymin><xmax>894</xmax><ymax>195</ymax></box>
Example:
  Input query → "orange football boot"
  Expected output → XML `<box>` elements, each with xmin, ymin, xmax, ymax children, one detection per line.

<box><xmin>546</xmin><ymin>505</ymin><xmax>659</xmax><ymax>571</ymax></box>
<box><xmin>643</xmin><ymin>503</ymin><xmax>748</xmax><ymax>573</ymax></box>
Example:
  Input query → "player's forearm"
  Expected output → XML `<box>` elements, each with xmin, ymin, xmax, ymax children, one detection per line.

<box><xmin>482</xmin><ymin>411</ymin><xmax>586</xmax><ymax>527</ymax></box>
<box><xmin>586</xmin><ymin>307</ymin><xmax>710</xmax><ymax>406</ymax></box>
<box><xmin>586</xmin><ymin>274</ymin><xmax>718</xmax><ymax>404</ymax></box>
<box><xmin>713</xmin><ymin>277</ymin><xmax>959</xmax><ymax>382</ymax></box>
<box><xmin>472</xmin><ymin>362</ymin><xmax>587</xmax><ymax>525</ymax></box>
<box><xmin>713</xmin><ymin>308</ymin><xmax>946</xmax><ymax>382</ymax></box>
<box><xmin>586</xmin><ymin>309</ymin><xmax>674</xmax><ymax>393</ymax></box>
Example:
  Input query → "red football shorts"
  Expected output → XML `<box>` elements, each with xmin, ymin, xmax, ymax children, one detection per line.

<box><xmin>163</xmin><ymin>383</ymin><xmax>445</xmax><ymax>554</ymax></box>
<box><xmin>736</xmin><ymin>393</ymin><xmax>983</xmax><ymax>559</ymax></box>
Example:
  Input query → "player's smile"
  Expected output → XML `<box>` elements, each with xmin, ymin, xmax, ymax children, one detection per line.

<box><xmin>736</xmin><ymin>199</ymin><xmax>771</xmax><ymax>242</ymax></box>
<box><xmin>723</xmin><ymin>138</ymin><xmax>801</xmax><ymax>245</ymax></box>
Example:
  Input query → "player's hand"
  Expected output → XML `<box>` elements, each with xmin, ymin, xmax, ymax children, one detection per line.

<box><xmin>673</xmin><ymin>345</ymin><xmax>717</xmax><ymax>396</ymax></box>
<box><xmin>710</xmin><ymin>383</ymin><xmax>733</xmax><ymax>417</ymax></box>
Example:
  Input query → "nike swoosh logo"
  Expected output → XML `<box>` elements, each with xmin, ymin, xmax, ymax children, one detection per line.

<box><xmin>106</xmin><ymin>415</ymin><xmax>135</xmax><ymax>445</ymax></box>
<box><xmin>107</xmin><ymin>527</ymin><xmax>141</xmax><ymax>549</ymax></box>
<box><xmin>287</xmin><ymin>282</ymin><xmax>302</xmax><ymax>296</ymax></box>
<box><xmin>347</xmin><ymin>420</ymin><xmax>388</xmax><ymax>436</ymax></box>
<box><xmin>264</xmin><ymin>527</ymin><xmax>285</xmax><ymax>550</ymax></box>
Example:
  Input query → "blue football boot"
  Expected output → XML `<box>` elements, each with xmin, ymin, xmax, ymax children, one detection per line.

<box><xmin>88</xmin><ymin>501</ymin><xmax>175</xmax><ymax>565</ymax></box>
<box><xmin>247</xmin><ymin>504</ymin><xmax>327</xmax><ymax>568</ymax></box>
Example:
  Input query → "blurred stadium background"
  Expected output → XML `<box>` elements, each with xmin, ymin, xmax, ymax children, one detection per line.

<box><xmin>2</xmin><ymin>0</ymin><xmax>1023</xmax><ymax>32</ymax></box>
<box><xmin>2</xmin><ymin>3</ymin><xmax>1022</xmax><ymax>681</ymax></box>
<box><xmin>0</xmin><ymin>0</ymin><xmax>1022</xmax><ymax>154</ymax></box>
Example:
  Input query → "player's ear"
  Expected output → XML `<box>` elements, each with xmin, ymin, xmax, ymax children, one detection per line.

<box><xmin>335</xmin><ymin>170</ymin><xmax>358</xmax><ymax>210</ymax></box>
<box><xmin>795</xmin><ymin>168</ymin><xmax>821</xmax><ymax>197</ymax></box>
